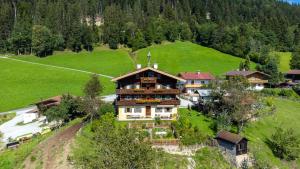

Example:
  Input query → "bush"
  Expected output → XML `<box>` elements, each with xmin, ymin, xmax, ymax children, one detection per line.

<box><xmin>268</xmin><ymin>127</ymin><xmax>300</xmax><ymax>161</ymax></box>
<box><xmin>261</xmin><ymin>88</ymin><xmax>299</xmax><ymax>98</ymax></box>
<box><xmin>292</xmin><ymin>84</ymin><xmax>300</xmax><ymax>95</ymax></box>
<box><xmin>278</xmin><ymin>89</ymin><xmax>294</xmax><ymax>97</ymax></box>
<box><xmin>98</xmin><ymin>103</ymin><xmax>115</xmax><ymax>116</ymax></box>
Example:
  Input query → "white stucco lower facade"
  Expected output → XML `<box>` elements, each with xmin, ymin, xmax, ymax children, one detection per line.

<box><xmin>118</xmin><ymin>105</ymin><xmax>178</xmax><ymax>121</ymax></box>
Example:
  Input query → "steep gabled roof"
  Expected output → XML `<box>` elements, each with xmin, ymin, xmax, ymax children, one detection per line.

<box><xmin>112</xmin><ymin>67</ymin><xmax>186</xmax><ymax>82</ymax></box>
<box><xmin>286</xmin><ymin>69</ymin><xmax>300</xmax><ymax>75</ymax></box>
<box><xmin>179</xmin><ymin>72</ymin><xmax>215</xmax><ymax>80</ymax></box>
<box><xmin>225</xmin><ymin>71</ymin><xmax>270</xmax><ymax>77</ymax></box>
<box><xmin>215</xmin><ymin>131</ymin><xmax>247</xmax><ymax>144</ymax></box>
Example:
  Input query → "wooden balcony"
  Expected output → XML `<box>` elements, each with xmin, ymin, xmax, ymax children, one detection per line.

<box><xmin>141</xmin><ymin>77</ymin><xmax>157</xmax><ymax>83</ymax></box>
<box><xmin>116</xmin><ymin>99</ymin><xmax>180</xmax><ymax>106</ymax></box>
<box><xmin>116</xmin><ymin>89</ymin><xmax>180</xmax><ymax>95</ymax></box>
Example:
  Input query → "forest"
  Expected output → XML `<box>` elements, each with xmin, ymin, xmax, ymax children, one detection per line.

<box><xmin>0</xmin><ymin>0</ymin><xmax>300</xmax><ymax>59</ymax></box>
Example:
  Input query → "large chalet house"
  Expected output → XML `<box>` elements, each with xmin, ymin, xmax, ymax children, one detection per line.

<box><xmin>112</xmin><ymin>64</ymin><xmax>185</xmax><ymax>121</ymax></box>
<box><xmin>225</xmin><ymin>70</ymin><xmax>270</xmax><ymax>90</ymax></box>
<box><xmin>178</xmin><ymin>71</ymin><xmax>215</xmax><ymax>94</ymax></box>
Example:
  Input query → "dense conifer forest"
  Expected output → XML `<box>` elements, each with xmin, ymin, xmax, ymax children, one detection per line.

<box><xmin>0</xmin><ymin>0</ymin><xmax>300</xmax><ymax>59</ymax></box>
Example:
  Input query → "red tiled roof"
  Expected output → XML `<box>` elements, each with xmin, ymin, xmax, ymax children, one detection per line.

<box><xmin>215</xmin><ymin>131</ymin><xmax>247</xmax><ymax>144</ymax></box>
<box><xmin>287</xmin><ymin>70</ymin><xmax>300</xmax><ymax>75</ymax></box>
<box><xmin>179</xmin><ymin>72</ymin><xmax>215</xmax><ymax>80</ymax></box>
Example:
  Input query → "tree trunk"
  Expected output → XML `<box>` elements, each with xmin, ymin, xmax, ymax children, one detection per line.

<box><xmin>12</xmin><ymin>0</ymin><xmax>17</xmax><ymax>25</ymax></box>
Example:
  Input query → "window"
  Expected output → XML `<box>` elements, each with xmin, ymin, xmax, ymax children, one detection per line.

<box><xmin>125</xmin><ymin>95</ymin><xmax>132</xmax><ymax>100</ymax></box>
<box><xmin>156</xmin><ymin>107</ymin><xmax>163</xmax><ymax>113</ymax></box>
<box><xmin>191</xmin><ymin>80</ymin><xmax>195</xmax><ymax>85</ymax></box>
<box><xmin>148</xmin><ymin>72</ymin><xmax>154</xmax><ymax>77</ymax></box>
<box><xmin>126</xmin><ymin>108</ymin><xmax>132</xmax><ymax>113</ymax></box>
<box><xmin>126</xmin><ymin>85</ymin><xmax>132</xmax><ymax>89</ymax></box>
<box><xmin>134</xmin><ymin>107</ymin><xmax>142</xmax><ymax>113</ymax></box>
<box><xmin>135</xmin><ymin>84</ymin><xmax>140</xmax><ymax>89</ymax></box>
<box><xmin>201</xmin><ymin>81</ymin><xmax>205</xmax><ymax>84</ymax></box>
<box><xmin>165</xmin><ymin>107</ymin><xmax>172</xmax><ymax>113</ymax></box>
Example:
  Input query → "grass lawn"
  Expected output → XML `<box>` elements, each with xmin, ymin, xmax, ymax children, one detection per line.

<box><xmin>243</xmin><ymin>98</ymin><xmax>300</xmax><ymax>168</ymax></box>
<box><xmin>274</xmin><ymin>52</ymin><xmax>292</xmax><ymax>72</ymax></box>
<box><xmin>136</xmin><ymin>41</ymin><xmax>256</xmax><ymax>76</ymax></box>
<box><xmin>12</xmin><ymin>47</ymin><xmax>135</xmax><ymax>77</ymax></box>
<box><xmin>0</xmin><ymin>58</ymin><xmax>114</xmax><ymax>112</ymax></box>
<box><xmin>179</xmin><ymin>109</ymin><xmax>215</xmax><ymax>137</ymax></box>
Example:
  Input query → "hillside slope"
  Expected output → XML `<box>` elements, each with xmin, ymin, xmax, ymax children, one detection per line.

<box><xmin>136</xmin><ymin>41</ymin><xmax>255</xmax><ymax>76</ymax></box>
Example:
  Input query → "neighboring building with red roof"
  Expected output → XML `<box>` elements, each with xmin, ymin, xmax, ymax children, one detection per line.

<box><xmin>225</xmin><ymin>70</ymin><xmax>270</xmax><ymax>91</ymax></box>
<box><xmin>286</xmin><ymin>70</ymin><xmax>300</xmax><ymax>83</ymax></box>
<box><xmin>178</xmin><ymin>71</ymin><xmax>215</xmax><ymax>94</ymax></box>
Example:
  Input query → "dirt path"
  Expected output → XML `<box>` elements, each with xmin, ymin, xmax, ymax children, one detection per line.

<box><xmin>23</xmin><ymin>123</ymin><xmax>82</xmax><ymax>169</ymax></box>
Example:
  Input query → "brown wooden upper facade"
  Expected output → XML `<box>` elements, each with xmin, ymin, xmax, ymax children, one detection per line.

<box><xmin>112</xmin><ymin>67</ymin><xmax>185</xmax><ymax>106</ymax></box>
<box><xmin>225</xmin><ymin>71</ymin><xmax>270</xmax><ymax>84</ymax></box>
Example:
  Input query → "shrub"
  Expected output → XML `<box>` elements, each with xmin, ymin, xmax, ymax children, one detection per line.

<box><xmin>98</xmin><ymin>103</ymin><xmax>115</xmax><ymax>116</ymax></box>
<box><xmin>278</xmin><ymin>89</ymin><xmax>294</xmax><ymax>97</ymax></box>
<box><xmin>292</xmin><ymin>84</ymin><xmax>300</xmax><ymax>95</ymax></box>
<box><xmin>268</xmin><ymin>127</ymin><xmax>300</xmax><ymax>161</ymax></box>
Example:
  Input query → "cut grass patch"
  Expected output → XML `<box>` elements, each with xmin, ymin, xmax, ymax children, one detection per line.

<box><xmin>0</xmin><ymin>58</ymin><xmax>114</xmax><ymax>112</ymax></box>
<box><xmin>274</xmin><ymin>52</ymin><xmax>292</xmax><ymax>72</ymax></box>
<box><xmin>136</xmin><ymin>41</ymin><xmax>256</xmax><ymax>76</ymax></box>
<box><xmin>179</xmin><ymin>109</ymin><xmax>215</xmax><ymax>137</ymax></box>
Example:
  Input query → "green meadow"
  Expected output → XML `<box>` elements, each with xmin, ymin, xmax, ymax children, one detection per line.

<box><xmin>136</xmin><ymin>41</ymin><xmax>256</xmax><ymax>76</ymax></box>
<box><xmin>0</xmin><ymin>59</ymin><xmax>114</xmax><ymax>112</ymax></box>
<box><xmin>275</xmin><ymin>52</ymin><xmax>292</xmax><ymax>72</ymax></box>
<box><xmin>1</xmin><ymin>41</ymin><xmax>249</xmax><ymax>112</ymax></box>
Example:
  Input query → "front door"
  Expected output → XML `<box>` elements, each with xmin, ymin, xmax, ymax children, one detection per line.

<box><xmin>146</xmin><ymin>106</ymin><xmax>151</xmax><ymax>117</ymax></box>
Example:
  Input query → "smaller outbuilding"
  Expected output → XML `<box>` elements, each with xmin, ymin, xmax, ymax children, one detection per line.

<box><xmin>215</xmin><ymin>130</ymin><xmax>248</xmax><ymax>156</ymax></box>
<box><xmin>215</xmin><ymin>131</ymin><xmax>250</xmax><ymax>167</ymax></box>
<box><xmin>35</xmin><ymin>96</ymin><xmax>62</xmax><ymax>109</ymax></box>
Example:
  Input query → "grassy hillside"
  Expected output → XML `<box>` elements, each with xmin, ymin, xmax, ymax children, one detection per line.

<box><xmin>1</xmin><ymin>41</ymin><xmax>253</xmax><ymax>112</ymax></box>
<box><xmin>274</xmin><ymin>52</ymin><xmax>292</xmax><ymax>72</ymax></box>
<box><xmin>0</xmin><ymin>59</ymin><xmax>114</xmax><ymax>112</ymax></box>
<box><xmin>244</xmin><ymin>98</ymin><xmax>300</xmax><ymax>168</ymax></box>
<box><xmin>136</xmin><ymin>41</ymin><xmax>255</xmax><ymax>76</ymax></box>
<box><xmin>13</xmin><ymin>47</ymin><xmax>135</xmax><ymax>77</ymax></box>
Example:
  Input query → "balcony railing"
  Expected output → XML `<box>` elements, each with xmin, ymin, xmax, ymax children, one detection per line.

<box><xmin>116</xmin><ymin>89</ymin><xmax>180</xmax><ymax>94</ymax></box>
<box><xmin>116</xmin><ymin>99</ymin><xmax>180</xmax><ymax>106</ymax></box>
<box><xmin>141</xmin><ymin>77</ymin><xmax>157</xmax><ymax>83</ymax></box>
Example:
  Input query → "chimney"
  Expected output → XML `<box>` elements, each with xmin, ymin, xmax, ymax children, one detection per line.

<box><xmin>197</xmin><ymin>70</ymin><xmax>201</xmax><ymax>75</ymax></box>
<box><xmin>153</xmin><ymin>63</ymin><xmax>158</xmax><ymax>69</ymax></box>
<box><xmin>136</xmin><ymin>64</ymin><xmax>142</xmax><ymax>70</ymax></box>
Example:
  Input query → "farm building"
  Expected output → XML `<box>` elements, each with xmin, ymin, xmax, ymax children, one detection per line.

<box><xmin>285</xmin><ymin>69</ymin><xmax>300</xmax><ymax>83</ymax></box>
<box><xmin>178</xmin><ymin>71</ymin><xmax>215</xmax><ymax>94</ymax></box>
<box><xmin>35</xmin><ymin>96</ymin><xmax>62</xmax><ymax>109</ymax></box>
<box><xmin>215</xmin><ymin>131</ymin><xmax>250</xmax><ymax>167</ymax></box>
<box><xmin>225</xmin><ymin>70</ymin><xmax>269</xmax><ymax>90</ymax></box>
<box><xmin>112</xmin><ymin>64</ymin><xmax>185</xmax><ymax>121</ymax></box>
